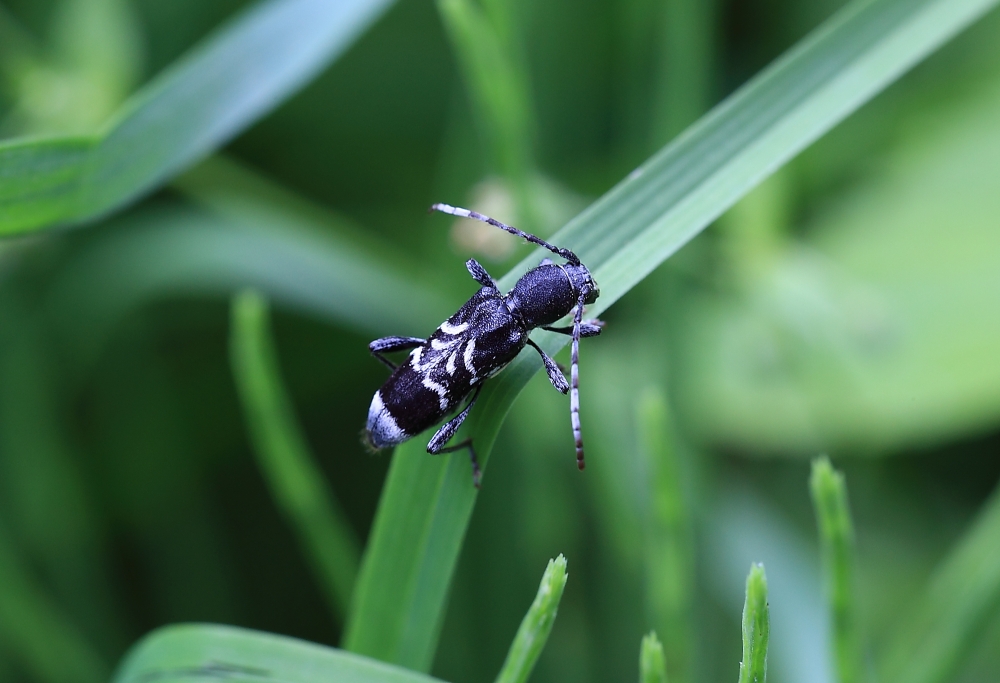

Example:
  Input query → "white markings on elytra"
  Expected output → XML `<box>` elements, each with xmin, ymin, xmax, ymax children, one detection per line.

<box><xmin>422</xmin><ymin>374</ymin><xmax>449</xmax><ymax>411</ymax></box>
<box><xmin>463</xmin><ymin>339</ymin><xmax>477</xmax><ymax>376</ymax></box>
<box><xmin>367</xmin><ymin>391</ymin><xmax>408</xmax><ymax>446</ymax></box>
<box><xmin>431</xmin><ymin>337</ymin><xmax>459</xmax><ymax>351</ymax></box>
<box><xmin>440</xmin><ymin>320</ymin><xmax>469</xmax><ymax>335</ymax></box>
<box><xmin>446</xmin><ymin>352</ymin><xmax>457</xmax><ymax>375</ymax></box>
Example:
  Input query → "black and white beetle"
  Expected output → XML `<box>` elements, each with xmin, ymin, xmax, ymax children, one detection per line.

<box><xmin>364</xmin><ymin>203</ymin><xmax>602</xmax><ymax>487</ymax></box>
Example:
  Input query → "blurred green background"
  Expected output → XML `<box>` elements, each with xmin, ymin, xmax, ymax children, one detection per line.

<box><xmin>1</xmin><ymin>0</ymin><xmax>999</xmax><ymax>682</ymax></box>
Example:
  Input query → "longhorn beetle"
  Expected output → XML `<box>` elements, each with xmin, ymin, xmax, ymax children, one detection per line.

<box><xmin>364</xmin><ymin>203</ymin><xmax>602</xmax><ymax>487</ymax></box>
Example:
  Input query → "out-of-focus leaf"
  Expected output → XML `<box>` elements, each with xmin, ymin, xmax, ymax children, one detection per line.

<box><xmin>738</xmin><ymin>564</ymin><xmax>770</xmax><ymax>683</ymax></box>
<box><xmin>229</xmin><ymin>291</ymin><xmax>360</xmax><ymax>622</ymax></box>
<box><xmin>44</xmin><ymin>161</ymin><xmax>451</xmax><ymax>368</ymax></box>
<box><xmin>0</xmin><ymin>520</ymin><xmax>107</xmax><ymax>683</ymax></box>
<box><xmin>0</xmin><ymin>0</ymin><xmax>394</xmax><ymax>236</ymax></box>
<box><xmin>879</xmin><ymin>484</ymin><xmax>1000</xmax><ymax>683</ymax></box>
<box><xmin>675</xmin><ymin>74</ymin><xmax>1000</xmax><ymax>454</ymax></box>
<box><xmin>113</xmin><ymin>624</ymin><xmax>445</xmax><ymax>683</ymax></box>
<box><xmin>344</xmin><ymin>0</ymin><xmax>999</xmax><ymax>670</ymax></box>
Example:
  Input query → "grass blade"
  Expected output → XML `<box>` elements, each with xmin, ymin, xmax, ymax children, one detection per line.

<box><xmin>639</xmin><ymin>632</ymin><xmax>668</xmax><ymax>683</ymax></box>
<box><xmin>878</xmin><ymin>483</ymin><xmax>1000</xmax><ymax>683</ymax></box>
<box><xmin>113</xmin><ymin>624</ymin><xmax>445</xmax><ymax>683</ymax></box>
<box><xmin>637</xmin><ymin>388</ymin><xmax>694</xmax><ymax>683</ymax></box>
<box><xmin>0</xmin><ymin>0</ymin><xmax>394</xmax><ymax>236</ymax></box>
<box><xmin>229</xmin><ymin>290</ymin><xmax>360</xmax><ymax>623</ymax></box>
<box><xmin>739</xmin><ymin>564</ymin><xmax>770</xmax><ymax>683</ymax></box>
<box><xmin>494</xmin><ymin>555</ymin><xmax>569</xmax><ymax>683</ymax></box>
<box><xmin>344</xmin><ymin>0</ymin><xmax>999</xmax><ymax>669</ymax></box>
<box><xmin>810</xmin><ymin>458</ymin><xmax>862</xmax><ymax>683</ymax></box>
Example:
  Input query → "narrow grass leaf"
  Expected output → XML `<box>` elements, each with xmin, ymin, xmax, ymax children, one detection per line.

<box><xmin>229</xmin><ymin>290</ymin><xmax>360</xmax><ymax>622</ymax></box>
<box><xmin>637</xmin><ymin>387</ymin><xmax>694</xmax><ymax>683</ymax></box>
<box><xmin>113</xmin><ymin>624</ymin><xmax>445</xmax><ymax>683</ymax></box>
<box><xmin>639</xmin><ymin>632</ymin><xmax>668</xmax><ymax>683</ymax></box>
<box><xmin>809</xmin><ymin>457</ymin><xmax>862</xmax><ymax>683</ymax></box>
<box><xmin>0</xmin><ymin>521</ymin><xmax>107</xmax><ymax>683</ymax></box>
<box><xmin>494</xmin><ymin>555</ymin><xmax>569</xmax><ymax>683</ymax></box>
<box><xmin>0</xmin><ymin>0</ymin><xmax>394</xmax><ymax>236</ymax></box>
<box><xmin>878</xmin><ymin>483</ymin><xmax>1000</xmax><ymax>683</ymax></box>
<box><xmin>739</xmin><ymin>564</ymin><xmax>770</xmax><ymax>683</ymax></box>
<box><xmin>344</xmin><ymin>0</ymin><xmax>999</xmax><ymax>670</ymax></box>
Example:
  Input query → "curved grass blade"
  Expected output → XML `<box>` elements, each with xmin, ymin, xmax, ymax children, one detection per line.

<box><xmin>639</xmin><ymin>632</ymin><xmax>668</xmax><ymax>683</ymax></box>
<box><xmin>230</xmin><ymin>290</ymin><xmax>360</xmax><ymax>623</ymax></box>
<box><xmin>0</xmin><ymin>0</ymin><xmax>395</xmax><ymax>236</ymax></box>
<box><xmin>494</xmin><ymin>555</ymin><xmax>568</xmax><ymax>683</ymax></box>
<box><xmin>810</xmin><ymin>458</ymin><xmax>862</xmax><ymax>683</ymax></box>
<box><xmin>344</xmin><ymin>0</ymin><xmax>1000</xmax><ymax>669</ymax></box>
<box><xmin>113</xmin><ymin>623</ymin><xmax>445</xmax><ymax>683</ymax></box>
<box><xmin>878</xmin><ymin>483</ymin><xmax>1000</xmax><ymax>683</ymax></box>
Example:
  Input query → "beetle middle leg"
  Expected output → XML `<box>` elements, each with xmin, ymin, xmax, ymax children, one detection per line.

<box><xmin>427</xmin><ymin>385</ymin><xmax>484</xmax><ymax>487</ymax></box>
<box><xmin>369</xmin><ymin>336</ymin><xmax>425</xmax><ymax>370</ymax></box>
<box><xmin>543</xmin><ymin>320</ymin><xmax>605</xmax><ymax>338</ymax></box>
<box><xmin>465</xmin><ymin>258</ymin><xmax>500</xmax><ymax>291</ymax></box>
<box><xmin>526</xmin><ymin>339</ymin><xmax>569</xmax><ymax>394</ymax></box>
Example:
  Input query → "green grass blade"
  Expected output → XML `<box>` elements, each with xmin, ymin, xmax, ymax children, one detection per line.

<box><xmin>639</xmin><ymin>632</ymin><xmax>668</xmax><ymax>683</ymax></box>
<box><xmin>494</xmin><ymin>555</ymin><xmax>569</xmax><ymax>683</ymax></box>
<box><xmin>0</xmin><ymin>521</ymin><xmax>107</xmax><ymax>683</ymax></box>
<box><xmin>344</xmin><ymin>0</ymin><xmax>998</xmax><ymax>669</ymax></box>
<box><xmin>113</xmin><ymin>624</ymin><xmax>445</xmax><ymax>683</ymax></box>
<box><xmin>0</xmin><ymin>0</ymin><xmax>394</xmax><ymax>236</ymax></box>
<box><xmin>637</xmin><ymin>388</ymin><xmax>693</xmax><ymax>683</ymax></box>
<box><xmin>229</xmin><ymin>290</ymin><xmax>360</xmax><ymax>622</ymax></box>
<box><xmin>738</xmin><ymin>564</ymin><xmax>770</xmax><ymax>683</ymax></box>
<box><xmin>810</xmin><ymin>458</ymin><xmax>862</xmax><ymax>683</ymax></box>
<box><xmin>878</xmin><ymin>484</ymin><xmax>1000</xmax><ymax>683</ymax></box>
<box><xmin>436</xmin><ymin>0</ymin><xmax>540</xmax><ymax>231</ymax></box>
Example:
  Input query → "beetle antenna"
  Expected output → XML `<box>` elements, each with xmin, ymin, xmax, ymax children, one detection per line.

<box><xmin>431</xmin><ymin>203</ymin><xmax>580</xmax><ymax>265</ymax></box>
<box><xmin>570</xmin><ymin>291</ymin><xmax>586</xmax><ymax>470</ymax></box>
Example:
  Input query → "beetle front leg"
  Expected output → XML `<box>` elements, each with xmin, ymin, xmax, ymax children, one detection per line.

<box><xmin>427</xmin><ymin>385</ymin><xmax>483</xmax><ymax>487</ymax></box>
<box><xmin>369</xmin><ymin>336</ymin><xmax>425</xmax><ymax>370</ymax></box>
<box><xmin>526</xmin><ymin>339</ymin><xmax>569</xmax><ymax>394</ymax></box>
<box><xmin>543</xmin><ymin>320</ymin><xmax>604</xmax><ymax>338</ymax></box>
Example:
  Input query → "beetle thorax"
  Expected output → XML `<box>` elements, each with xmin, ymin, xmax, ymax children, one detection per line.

<box><xmin>506</xmin><ymin>263</ymin><xmax>594</xmax><ymax>328</ymax></box>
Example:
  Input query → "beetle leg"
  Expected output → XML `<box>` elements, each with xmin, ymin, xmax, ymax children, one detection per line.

<box><xmin>542</xmin><ymin>319</ymin><xmax>604</xmax><ymax>338</ymax></box>
<box><xmin>465</xmin><ymin>258</ymin><xmax>500</xmax><ymax>290</ymax></box>
<box><xmin>526</xmin><ymin>339</ymin><xmax>569</xmax><ymax>394</ymax></box>
<box><xmin>427</xmin><ymin>385</ymin><xmax>483</xmax><ymax>487</ymax></box>
<box><xmin>369</xmin><ymin>336</ymin><xmax>425</xmax><ymax>370</ymax></box>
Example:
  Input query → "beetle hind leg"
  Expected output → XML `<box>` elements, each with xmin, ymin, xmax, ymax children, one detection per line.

<box><xmin>427</xmin><ymin>385</ymin><xmax>483</xmax><ymax>487</ymax></box>
<box><xmin>369</xmin><ymin>336</ymin><xmax>425</xmax><ymax>370</ymax></box>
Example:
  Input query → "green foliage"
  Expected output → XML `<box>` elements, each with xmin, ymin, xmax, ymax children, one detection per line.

<box><xmin>810</xmin><ymin>458</ymin><xmax>862</xmax><ymax>683</ymax></box>
<box><xmin>739</xmin><ymin>565</ymin><xmax>770</xmax><ymax>683</ymax></box>
<box><xmin>494</xmin><ymin>555</ymin><xmax>569</xmax><ymax>683</ymax></box>
<box><xmin>229</xmin><ymin>290</ymin><xmax>360</xmax><ymax>622</ymax></box>
<box><xmin>0</xmin><ymin>0</ymin><xmax>394</xmax><ymax>236</ymax></box>
<box><xmin>0</xmin><ymin>0</ymin><xmax>999</xmax><ymax>682</ymax></box>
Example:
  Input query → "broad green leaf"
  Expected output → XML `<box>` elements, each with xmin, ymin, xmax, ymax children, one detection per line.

<box><xmin>113</xmin><ymin>624</ymin><xmax>444</xmax><ymax>683</ymax></box>
<box><xmin>229</xmin><ymin>291</ymin><xmax>360</xmax><ymax>623</ymax></box>
<box><xmin>344</xmin><ymin>0</ymin><xmax>999</xmax><ymax>670</ymax></box>
<box><xmin>0</xmin><ymin>0</ymin><xmax>394</xmax><ymax>236</ymax></box>
<box><xmin>879</xmin><ymin>484</ymin><xmax>1000</xmax><ymax>683</ymax></box>
<box><xmin>810</xmin><ymin>458</ymin><xmax>862</xmax><ymax>683</ymax></box>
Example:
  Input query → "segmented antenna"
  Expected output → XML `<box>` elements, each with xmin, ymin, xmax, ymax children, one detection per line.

<box><xmin>431</xmin><ymin>203</ymin><xmax>580</xmax><ymax>265</ymax></box>
<box><xmin>570</xmin><ymin>292</ymin><xmax>586</xmax><ymax>470</ymax></box>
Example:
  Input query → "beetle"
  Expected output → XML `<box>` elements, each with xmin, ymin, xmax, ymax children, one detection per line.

<box><xmin>364</xmin><ymin>203</ymin><xmax>602</xmax><ymax>487</ymax></box>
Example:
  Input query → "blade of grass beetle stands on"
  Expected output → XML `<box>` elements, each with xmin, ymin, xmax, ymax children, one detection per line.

<box><xmin>494</xmin><ymin>555</ymin><xmax>568</xmax><ymax>683</ymax></box>
<box><xmin>112</xmin><ymin>624</ymin><xmax>446</xmax><ymax>683</ymax></box>
<box><xmin>344</xmin><ymin>0</ymin><xmax>1000</xmax><ymax>670</ymax></box>
<box><xmin>879</xmin><ymin>483</ymin><xmax>1000</xmax><ymax>683</ymax></box>
<box><xmin>230</xmin><ymin>291</ymin><xmax>361</xmax><ymax>624</ymax></box>
<box><xmin>810</xmin><ymin>458</ymin><xmax>863</xmax><ymax>683</ymax></box>
<box><xmin>0</xmin><ymin>0</ymin><xmax>395</xmax><ymax>237</ymax></box>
